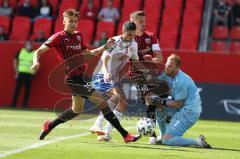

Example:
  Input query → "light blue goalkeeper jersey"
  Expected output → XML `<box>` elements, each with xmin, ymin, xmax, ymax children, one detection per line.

<box><xmin>159</xmin><ymin>70</ymin><xmax>202</xmax><ymax>113</ymax></box>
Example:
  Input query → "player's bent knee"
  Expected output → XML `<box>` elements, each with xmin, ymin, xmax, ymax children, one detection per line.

<box><xmin>98</xmin><ymin>100</ymin><xmax>108</xmax><ymax>110</ymax></box>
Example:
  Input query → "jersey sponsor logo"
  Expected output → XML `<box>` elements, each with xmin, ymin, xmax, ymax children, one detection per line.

<box><xmin>77</xmin><ymin>36</ymin><xmax>81</xmax><ymax>42</ymax></box>
<box><xmin>144</xmin><ymin>38</ymin><xmax>151</xmax><ymax>44</ymax></box>
<box><xmin>67</xmin><ymin>45</ymin><xmax>82</xmax><ymax>50</ymax></box>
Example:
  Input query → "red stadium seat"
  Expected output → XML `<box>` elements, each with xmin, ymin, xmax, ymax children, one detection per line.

<box><xmin>229</xmin><ymin>41</ymin><xmax>240</xmax><ymax>54</ymax></box>
<box><xmin>230</xmin><ymin>26</ymin><xmax>240</xmax><ymax>40</ymax></box>
<box><xmin>102</xmin><ymin>0</ymin><xmax>121</xmax><ymax>8</ymax></box>
<box><xmin>0</xmin><ymin>16</ymin><xmax>10</xmax><ymax>33</ymax></box>
<box><xmin>54</xmin><ymin>18</ymin><xmax>63</xmax><ymax>33</ymax></box>
<box><xmin>185</xmin><ymin>0</ymin><xmax>203</xmax><ymax>11</ymax></box>
<box><xmin>49</xmin><ymin>0</ymin><xmax>59</xmax><ymax>16</ymax></box>
<box><xmin>180</xmin><ymin>26</ymin><xmax>200</xmax><ymax>50</ymax></box>
<box><xmin>77</xmin><ymin>19</ymin><xmax>94</xmax><ymax>45</ymax></box>
<box><xmin>95</xmin><ymin>21</ymin><xmax>115</xmax><ymax>40</ymax></box>
<box><xmin>58</xmin><ymin>1</ymin><xmax>78</xmax><ymax>17</ymax></box>
<box><xmin>31</xmin><ymin>18</ymin><xmax>52</xmax><ymax>40</ymax></box>
<box><xmin>212</xmin><ymin>25</ymin><xmax>229</xmax><ymax>40</ymax></box>
<box><xmin>121</xmin><ymin>0</ymin><xmax>142</xmax><ymax>21</ymax></box>
<box><xmin>210</xmin><ymin>41</ymin><xmax>227</xmax><ymax>52</ymax></box>
<box><xmin>165</xmin><ymin>0</ymin><xmax>183</xmax><ymax>10</ymax></box>
<box><xmin>10</xmin><ymin>16</ymin><xmax>31</xmax><ymax>41</ymax></box>
<box><xmin>160</xmin><ymin>25</ymin><xmax>179</xmax><ymax>49</ymax></box>
<box><xmin>61</xmin><ymin>0</ymin><xmax>79</xmax><ymax>7</ymax></box>
<box><xmin>144</xmin><ymin>0</ymin><xmax>162</xmax><ymax>34</ymax></box>
<box><xmin>117</xmin><ymin>20</ymin><xmax>125</xmax><ymax>35</ymax></box>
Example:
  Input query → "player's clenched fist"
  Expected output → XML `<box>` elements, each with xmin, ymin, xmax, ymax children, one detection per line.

<box><xmin>31</xmin><ymin>63</ymin><xmax>40</xmax><ymax>72</ymax></box>
<box><xmin>104</xmin><ymin>38</ymin><xmax>116</xmax><ymax>50</ymax></box>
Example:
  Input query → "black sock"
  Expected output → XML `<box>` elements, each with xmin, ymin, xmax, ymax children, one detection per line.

<box><xmin>102</xmin><ymin>106</ymin><xmax>128</xmax><ymax>138</ymax></box>
<box><xmin>48</xmin><ymin>108</ymin><xmax>79</xmax><ymax>130</ymax></box>
<box><xmin>146</xmin><ymin>105</ymin><xmax>156</xmax><ymax>122</ymax></box>
<box><xmin>147</xmin><ymin>105</ymin><xmax>157</xmax><ymax>138</ymax></box>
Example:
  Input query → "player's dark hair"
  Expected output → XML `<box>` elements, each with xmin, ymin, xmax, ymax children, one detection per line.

<box><xmin>63</xmin><ymin>9</ymin><xmax>80</xmax><ymax>19</ymax></box>
<box><xmin>168</xmin><ymin>54</ymin><xmax>181</xmax><ymax>67</ymax></box>
<box><xmin>123</xmin><ymin>21</ymin><xmax>136</xmax><ymax>31</ymax></box>
<box><xmin>130</xmin><ymin>11</ymin><xmax>145</xmax><ymax>20</ymax></box>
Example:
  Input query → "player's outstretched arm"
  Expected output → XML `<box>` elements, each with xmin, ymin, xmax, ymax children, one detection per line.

<box><xmin>31</xmin><ymin>44</ymin><xmax>50</xmax><ymax>72</ymax></box>
<box><xmin>88</xmin><ymin>38</ymin><xmax>115</xmax><ymax>56</ymax></box>
<box><xmin>152</xmin><ymin>50</ymin><xmax>163</xmax><ymax>63</ymax></box>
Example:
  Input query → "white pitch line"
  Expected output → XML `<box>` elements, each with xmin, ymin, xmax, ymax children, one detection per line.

<box><xmin>0</xmin><ymin>126</ymin><xmax>136</xmax><ymax>158</ymax></box>
<box><xmin>0</xmin><ymin>132</ymin><xmax>90</xmax><ymax>158</ymax></box>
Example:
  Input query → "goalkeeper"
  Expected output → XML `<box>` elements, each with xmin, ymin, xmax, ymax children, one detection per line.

<box><xmin>153</xmin><ymin>54</ymin><xmax>211</xmax><ymax>148</ymax></box>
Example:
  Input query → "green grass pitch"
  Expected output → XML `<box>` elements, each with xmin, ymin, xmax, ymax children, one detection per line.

<box><xmin>0</xmin><ymin>108</ymin><xmax>239</xmax><ymax>159</ymax></box>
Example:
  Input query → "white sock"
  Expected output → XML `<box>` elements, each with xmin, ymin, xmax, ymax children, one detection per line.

<box><xmin>94</xmin><ymin>111</ymin><xmax>104</xmax><ymax>127</ymax></box>
<box><xmin>105</xmin><ymin>109</ymin><xmax>123</xmax><ymax>135</ymax></box>
<box><xmin>94</xmin><ymin>100</ymin><xmax>116</xmax><ymax>127</ymax></box>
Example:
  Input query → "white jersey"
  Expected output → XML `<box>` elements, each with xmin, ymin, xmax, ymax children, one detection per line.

<box><xmin>93</xmin><ymin>35</ymin><xmax>139</xmax><ymax>82</ymax></box>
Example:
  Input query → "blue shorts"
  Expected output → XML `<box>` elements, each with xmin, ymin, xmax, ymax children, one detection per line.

<box><xmin>92</xmin><ymin>74</ymin><xmax>120</xmax><ymax>94</ymax></box>
<box><xmin>163</xmin><ymin>109</ymin><xmax>200</xmax><ymax>137</ymax></box>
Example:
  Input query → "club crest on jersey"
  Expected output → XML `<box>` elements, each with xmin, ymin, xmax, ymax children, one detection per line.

<box><xmin>145</xmin><ymin>38</ymin><xmax>151</xmax><ymax>44</ymax></box>
<box><xmin>77</xmin><ymin>36</ymin><xmax>81</xmax><ymax>42</ymax></box>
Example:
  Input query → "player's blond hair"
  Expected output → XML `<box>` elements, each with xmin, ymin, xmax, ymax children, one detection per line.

<box><xmin>168</xmin><ymin>54</ymin><xmax>181</xmax><ymax>67</ymax></box>
<box><xmin>130</xmin><ymin>11</ymin><xmax>145</xmax><ymax>21</ymax></box>
<box><xmin>63</xmin><ymin>9</ymin><xmax>80</xmax><ymax>19</ymax></box>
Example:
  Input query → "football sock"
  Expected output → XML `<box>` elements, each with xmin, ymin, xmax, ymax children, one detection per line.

<box><xmin>146</xmin><ymin>105</ymin><xmax>156</xmax><ymax>122</ymax></box>
<box><xmin>101</xmin><ymin>106</ymin><xmax>128</xmax><ymax>138</ymax></box>
<box><xmin>105</xmin><ymin>109</ymin><xmax>123</xmax><ymax>135</ymax></box>
<box><xmin>147</xmin><ymin>105</ymin><xmax>157</xmax><ymax>138</ymax></box>
<box><xmin>48</xmin><ymin>108</ymin><xmax>79</xmax><ymax>130</ymax></box>
<box><xmin>94</xmin><ymin>99</ymin><xmax>117</xmax><ymax>127</ymax></box>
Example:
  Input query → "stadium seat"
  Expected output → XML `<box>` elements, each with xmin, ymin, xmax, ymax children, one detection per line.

<box><xmin>31</xmin><ymin>18</ymin><xmax>52</xmax><ymax>40</ymax></box>
<box><xmin>10</xmin><ymin>16</ymin><xmax>31</xmax><ymax>41</ymax></box>
<box><xmin>229</xmin><ymin>41</ymin><xmax>240</xmax><ymax>54</ymax></box>
<box><xmin>210</xmin><ymin>41</ymin><xmax>227</xmax><ymax>52</ymax></box>
<box><xmin>54</xmin><ymin>18</ymin><xmax>63</xmax><ymax>33</ymax></box>
<box><xmin>49</xmin><ymin>0</ymin><xmax>59</xmax><ymax>16</ymax></box>
<box><xmin>165</xmin><ymin>0</ymin><xmax>183</xmax><ymax>10</ymax></box>
<box><xmin>58</xmin><ymin>1</ymin><xmax>78</xmax><ymax>17</ymax></box>
<box><xmin>102</xmin><ymin>0</ymin><xmax>121</xmax><ymax>8</ymax></box>
<box><xmin>180</xmin><ymin>25</ymin><xmax>199</xmax><ymax>50</ymax></box>
<box><xmin>0</xmin><ymin>16</ymin><xmax>10</xmax><ymax>33</ymax></box>
<box><xmin>117</xmin><ymin>20</ymin><xmax>125</xmax><ymax>35</ymax></box>
<box><xmin>95</xmin><ymin>21</ymin><xmax>115</xmax><ymax>40</ymax></box>
<box><xmin>144</xmin><ymin>0</ymin><xmax>162</xmax><ymax>34</ymax></box>
<box><xmin>77</xmin><ymin>19</ymin><xmax>94</xmax><ymax>45</ymax></box>
<box><xmin>160</xmin><ymin>25</ymin><xmax>178</xmax><ymax>49</ymax></box>
<box><xmin>185</xmin><ymin>0</ymin><xmax>203</xmax><ymax>11</ymax></box>
<box><xmin>230</xmin><ymin>26</ymin><xmax>240</xmax><ymax>40</ymax></box>
<box><xmin>121</xmin><ymin>0</ymin><xmax>142</xmax><ymax>21</ymax></box>
<box><xmin>212</xmin><ymin>25</ymin><xmax>229</xmax><ymax>40</ymax></box>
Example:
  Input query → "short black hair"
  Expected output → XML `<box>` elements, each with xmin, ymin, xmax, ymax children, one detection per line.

<box><xmin>123</xmin><ymin>21</ymin><xmax>136</xmax><ymax>31</ymax></box>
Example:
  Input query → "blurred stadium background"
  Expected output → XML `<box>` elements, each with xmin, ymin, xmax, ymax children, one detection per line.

<box><xmin>0</xmin><ymin>0</ymin><xmax>240</xmax><ymax>158</ymax></box>
<box><xmin>0</xmin><ymin>0</ymin><xmax>239</xmax><ymax>120</ymax></box>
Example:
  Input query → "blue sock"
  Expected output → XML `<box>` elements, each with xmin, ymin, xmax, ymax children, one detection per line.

<box><xmin>156</xmin><ymin>111</ymin><xmax>166</xmax><ymax>135</ymax></box>
<box><xmin>162</xmin><ymin>136</ymin><xmax>199</xmax><ymax>146</ymax></box>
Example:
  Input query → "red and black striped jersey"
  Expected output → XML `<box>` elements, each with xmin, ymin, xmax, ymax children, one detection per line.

<box><xmin>44</xmin><ymin>30</ymin><xmax>88</xmax><ymax>77</ymax></box>
<box><xmin>134</xmin><ymin>31</ymin><xmax>161</xmax><ymax>61</ymax></box>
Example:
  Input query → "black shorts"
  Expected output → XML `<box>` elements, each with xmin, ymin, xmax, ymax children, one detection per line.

<box><xmin>65</xmin><ymin>75</ymin><xmax>95</xmax><ymax>98</ymax></box>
